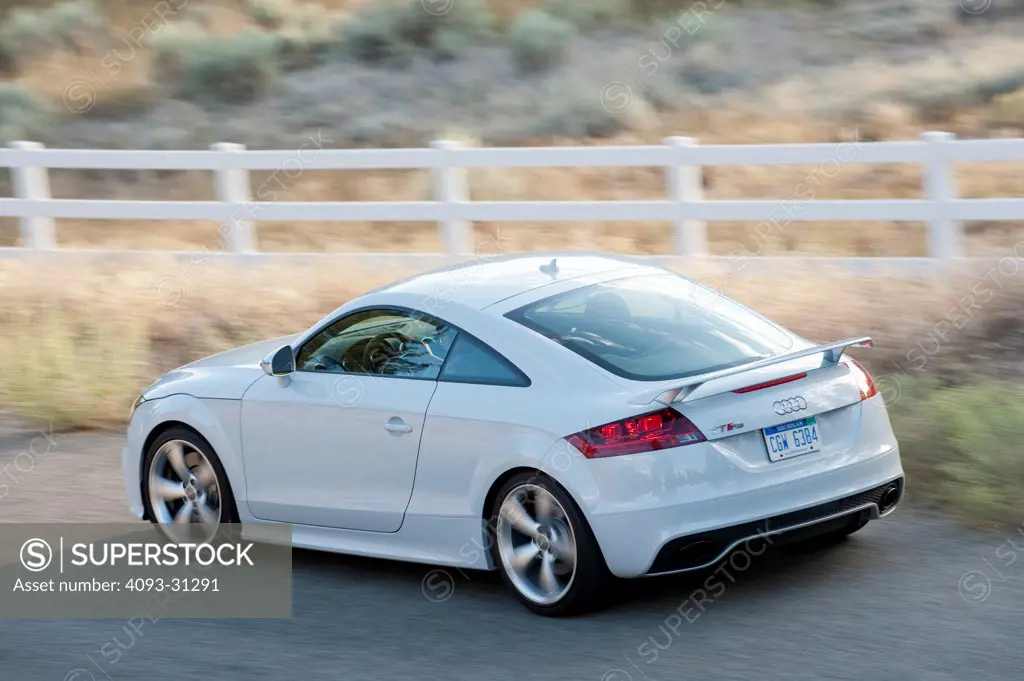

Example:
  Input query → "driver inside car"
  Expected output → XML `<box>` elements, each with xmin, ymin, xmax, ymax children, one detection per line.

<box><xmin>362</xmin><ymin>327</ymin><xmax>452</xmax><ymax>376</ymax></box>
<box><xmin>304</xmin><ymin>321</ymin><xmax>454</xmax><ymax>377</ymax></box>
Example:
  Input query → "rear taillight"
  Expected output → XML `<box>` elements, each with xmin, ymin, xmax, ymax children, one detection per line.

<box><xmin>842</xmin><ymin>356</ymin><xmax>878</xmax><ymax>400</ymax></box>
<box><xmin>566</xmin><ymin>408</ymin><xmax>706</xmax><ymax>459</ymax></box>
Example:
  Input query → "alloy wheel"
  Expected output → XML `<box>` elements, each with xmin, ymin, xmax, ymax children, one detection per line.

<box><xmin>147</xmin><ymin>439</ymin><xmax>222</xmax><ymax>542</ymax></box>
<box><xmin>496</xmin><ymin>483</ymin><xmax>578</xmax><ymax>606</ymax></box>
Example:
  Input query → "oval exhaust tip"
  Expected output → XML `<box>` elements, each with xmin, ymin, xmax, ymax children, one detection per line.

<box><xmin>879</xmin><ymin>485</ymin><xmax>900</xmax><ymax>513</ymax></box>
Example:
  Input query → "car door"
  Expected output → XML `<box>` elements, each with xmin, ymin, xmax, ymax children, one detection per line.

<box><xmin>411</xmin><ymin>332</ymin><xmax>536</xmax><ymax>518</ymax></box>
<box><xmin>240</xmin><ymin>308</ymin><xmax>456</xmax><ymax>533</ymax></box>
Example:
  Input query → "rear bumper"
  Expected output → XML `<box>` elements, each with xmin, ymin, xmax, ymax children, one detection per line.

<box><xmin>587</xmin><ymin>444</ymin><xmax>904</xmax><ymax>578</ymax></box>
<box><xmin>644</xmin><ymin>476</ymin><xmax>903</xmax><ymax>575</ymax></box>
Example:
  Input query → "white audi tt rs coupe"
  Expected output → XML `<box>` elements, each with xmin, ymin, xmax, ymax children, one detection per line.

<box><xmin>124</xmin><ymin>253</ymin><xmax>904</xmax><ymax>616</ymax></box>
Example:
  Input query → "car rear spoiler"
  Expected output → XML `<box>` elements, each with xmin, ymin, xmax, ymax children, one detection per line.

<box><xmin>629</xmin><ymin>336</ymin><xmax>874</xmax><ymax>406</ymax></box>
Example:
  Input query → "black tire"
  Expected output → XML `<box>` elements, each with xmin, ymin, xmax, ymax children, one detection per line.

<box><xmin>141</xmin><ymin>425</ymin><xmax>240</xmax><ymax>528</ymax></box>
<box><xmin>488</xmin><ymin>471</ymin><xmax>610</xmax><ymax>617</ymax></box>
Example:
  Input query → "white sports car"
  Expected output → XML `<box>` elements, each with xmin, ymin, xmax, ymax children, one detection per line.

<box><xmin>123</xmin><ymin>253</ymin><xmax>904</xmax><ymax>616</ymax></box>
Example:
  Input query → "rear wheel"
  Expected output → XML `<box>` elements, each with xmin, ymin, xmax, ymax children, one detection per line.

<box><xmin>490</xmin><ymin>472</ymin><xmax>608</xmax><ymax>617</ymax></box>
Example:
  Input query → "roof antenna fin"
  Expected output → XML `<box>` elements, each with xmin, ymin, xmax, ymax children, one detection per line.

<box><xmin>540</xmin><ymin>258</ymin><xmax>558</xmax><ymax>278</ymax></box>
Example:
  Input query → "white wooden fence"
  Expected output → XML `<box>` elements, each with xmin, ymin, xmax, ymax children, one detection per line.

<box><xmin>3</xmin><ymin>132</ymin><xmax>1024</xmax><ymax>273</ymax></box>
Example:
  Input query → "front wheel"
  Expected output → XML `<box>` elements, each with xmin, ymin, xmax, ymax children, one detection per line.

<box><xmin>141</xmin><ymin>426</ymin><xmax>239</xmax><ymax>543</ymax></box>
<box><xmin>490</xmin><ymin>472</ymin><xmax>609</xmax><ymax>617</ymax></box>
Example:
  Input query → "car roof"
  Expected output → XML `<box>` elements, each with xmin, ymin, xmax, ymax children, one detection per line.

<box><xmin>368</xmin><ymin>252</ymin><xmax>670</xmax><ymax>311</ymax></box>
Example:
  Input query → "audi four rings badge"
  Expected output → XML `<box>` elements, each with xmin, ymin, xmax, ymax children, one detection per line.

<box><xmin>773</xmin><ymin>396</ymin><xmax>808</xmax><ymax>415</ymax></box>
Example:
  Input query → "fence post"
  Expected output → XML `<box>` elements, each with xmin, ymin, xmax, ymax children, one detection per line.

<box><xmin>211</xmin><ymin>142</ymin><xmax>258</xmax><ymax>253</ymax></box>
<box><xmin>430</xmin><ymin>139</ymin><xmax>473</xmax><ymax>255</ymax></box>
<box><xmin>9</xmin><ymin>141</ymin><xmax>56</xmax><ymax>250</ymax></box>
<box><xmin>665</xmin><ymin>136</ymin><xmax>707</xmax><ymax>257</ymax></box>
<box><xmin>920</xmin><ymin>131</ymin><xmax>961</xmax><ymax>259</ymax></box>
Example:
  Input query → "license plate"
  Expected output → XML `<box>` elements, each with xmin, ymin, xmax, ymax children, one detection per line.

<box><xmin>763</xmin><ymin>416</ymin><xmax>822</xmax><ymax>462</ymax></box>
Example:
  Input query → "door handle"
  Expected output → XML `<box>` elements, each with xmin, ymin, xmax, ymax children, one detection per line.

<box><xmin>385</xmin><ymin>421</ymin><xmax>413</xmax><ymax>434</ymax></box>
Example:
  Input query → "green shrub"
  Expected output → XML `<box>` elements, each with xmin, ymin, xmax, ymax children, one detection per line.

<box><xmin>245</xmin><ymin>0</ymin><xmax>295</xmax><ymax>30</ymax></box>
<box><xmin>895</xmin><ymin>65</ymin><xmax>1024</xmax><ymax>118</ymax></box>
<box><xmin>154</xmin><ymin>29</ymin><xmax>281</xmax><ymax>107</ymax></box>
<box><xmin>531</xmin><ymin>80</ymin><xmax>625</xmax><ymax>139</ymax></box>
<box><xmin>0</xmin><ymin>11</ymin><xmax>49</xmax><ymax>55</ymax></box>
<box><xmin>278</xmin><ymin>30</ymin><xmax>331</xmax><ymax>71</ymax></box>
<box><xmin>508</xmin><ymin>10</ymin><xmax>576</xmax><ymax>73</ymax></box>
<box><xmin>0</xmin><ymin>84</ymin><xmax>52</xmax><ymax>146</ymax></box>
<box><xmin>0</xmin><ymin>0</ymin><xmax>107</xmax><ymax>72</ymax></box>
<box><xmin>986</xmin><ymin>89</ymin><xmax>1024</xmax><ymax>128</ymax></box>
<box><xmin>150</xmin><ymin>20</ymin><xmax>208</xmax><ymax>71</ymax></box>
<box><xmin>543</xmin><ymin>0</ymin><xmax>630</xmax><ymax>30</ymax></box>
<box><xmin>80</xmin><ymin>86</ymin><xmax>158</xmax><ymax>120</ymax></box>
<box><xmin>0</xmin><ymin>47</ymin><xmax>15</xmax><ymax>77</ymax></box>
<box><xmin>681</xmin><ymin>43</ymin><xmax>742</xmax><ymax>94</ymax></box>
<box><xmin>889</xmin><ymin>378</ymin><xmax>1024</xmax><ymax>526</ymax></box>
<box><xmin>337</xmin><ymin>0</ymin><xmax>497</xmax><ymax>65</ymax></box>
<box><xmin>652</xmin><ymin>11</ymin><xmax>734</xmax><ymax>55</ymax></box>
<box><xmin>628</xmin><ymin>0</ymin><xmax>697</xmax><ymax>19</ymax></box>
<box><xmin>177</xmin><ymin>2</ymin><xmax>219</xmax><ymax>29</ymax></box>
<box><xmin>976</xmin><ymin>68</ymin><xmax>1024</xmax><ymax>104</ymax></box>
<box><xmin>276</xmin><ymin>4</ymin><xmax>344</xmax><ymax>71</ymax></box>
<box><xmin>47</xmin><ymin>0</ymin><xmax>105</xmax><ymax>37</ymax></box>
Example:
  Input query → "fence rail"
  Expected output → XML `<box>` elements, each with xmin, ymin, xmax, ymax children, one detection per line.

<box><xmin>3</xmin><ymin>131</ymin><xmax>1023</xmax><ymax>269</ymax></box>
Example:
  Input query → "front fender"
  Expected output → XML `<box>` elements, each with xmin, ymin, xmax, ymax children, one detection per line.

<box><xmin>142</xmin><ymin>366</ymin><xmax>265</xmax><ymax>401</ymax></box>
<box><xmin>123</xmin><ymin>394</ymin><xmax>248</xmax><ymax>520</ymax></box>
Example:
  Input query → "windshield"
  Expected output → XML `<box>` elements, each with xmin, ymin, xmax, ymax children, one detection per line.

<box><xmin>506</xmin><ymin>274</ymin><xmax>794</xmax><ymax>381</ymax></box>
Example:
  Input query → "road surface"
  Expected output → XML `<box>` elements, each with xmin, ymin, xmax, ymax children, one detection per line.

<box><xmin>0</xmin><ymin>417</ymin><xmax>1020</xmax><ymax>680</ymax></box>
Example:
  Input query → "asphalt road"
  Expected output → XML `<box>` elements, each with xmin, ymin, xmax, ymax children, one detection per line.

<box><xmin>0</xmin><ymin>417</ymin><xmax>1021</xmax><ymax>680</ymax></box>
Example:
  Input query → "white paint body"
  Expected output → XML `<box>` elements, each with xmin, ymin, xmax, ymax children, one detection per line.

<box><xmin>123</xmin><ymin>254</ymin><xmax>904</xmax><ymax>578</ymax></box>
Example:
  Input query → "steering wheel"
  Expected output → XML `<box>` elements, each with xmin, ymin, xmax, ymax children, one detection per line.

<box><xmin>361</xmin><ymin>331</ymin><xmax>417</xmax><ymax>372</ymax></box>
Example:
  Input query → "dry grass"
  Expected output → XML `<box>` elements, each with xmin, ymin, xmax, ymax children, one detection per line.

<box><xmin>760</xmin><ymin>35</ymin><xmax>1024</xmax><ymax>117</ymax></box>
<box><xmin>891</xmin><ymin>378</ymin><xmax>1024</xmax><ymax>527</ymax></box>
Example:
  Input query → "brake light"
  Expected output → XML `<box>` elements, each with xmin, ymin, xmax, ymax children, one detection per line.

<box><xmin>732</xmin><ymin>372</ymin><xmax>807</xmax><ymax>394</ymax></box>
<box><xmin>566</xmin><ymin>407</ymin><xmax>706</xmax><ymax>459</ymax></box>
<box><xmin>842</xmin><ymin>356</ymin><xmax>878</xmax><ymax>400</ymax></box>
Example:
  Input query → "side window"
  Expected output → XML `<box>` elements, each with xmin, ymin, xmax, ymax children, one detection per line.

<box><xmin>296</xmin><ymin>308</ymin><xmax>457</xmax><ymax>379</ymax></box>
<box><xmin>439</xmin><ymin>334</ymin><xmax>530</xmax><ymax>387</ymax></box>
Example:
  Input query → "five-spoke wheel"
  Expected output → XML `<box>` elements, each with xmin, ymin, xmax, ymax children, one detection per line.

<box><xmin>143</xmin><ymin>427</ymin><xmax>237</xmax><ymax>542</ymax></box>
<box><xmin>497</xmin><ymin>484</ymin><xmax>578</xmax><ymax>606</ymax></box>
<box><xmin>491</xmin><ymin>473</ymin><xmax>608</xmax><ymax>616</ymax></box>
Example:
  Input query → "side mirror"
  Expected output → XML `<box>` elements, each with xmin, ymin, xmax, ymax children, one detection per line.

<box><xmin>261</xmin><ymin>345</ymin><xmax>295</xmax><ymax>377</ymax></box>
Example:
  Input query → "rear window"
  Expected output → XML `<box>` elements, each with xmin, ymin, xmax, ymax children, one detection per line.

<box><xmin>506</xmin><ymin>274</ymin><xmax>793</xmax><ymax>382</ymax></box>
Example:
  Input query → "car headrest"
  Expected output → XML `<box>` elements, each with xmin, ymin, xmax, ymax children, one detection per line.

<box><xmin>583</xmin><ymin>292</ymin><xmax>631</xmax><ymax>323</ymax></box>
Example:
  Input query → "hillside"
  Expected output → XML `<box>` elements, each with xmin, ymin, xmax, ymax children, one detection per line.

<box><xmin>0</xmin><ymin>0</ymin><xmax>1022</xmax><ymax>256</ymax></box>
